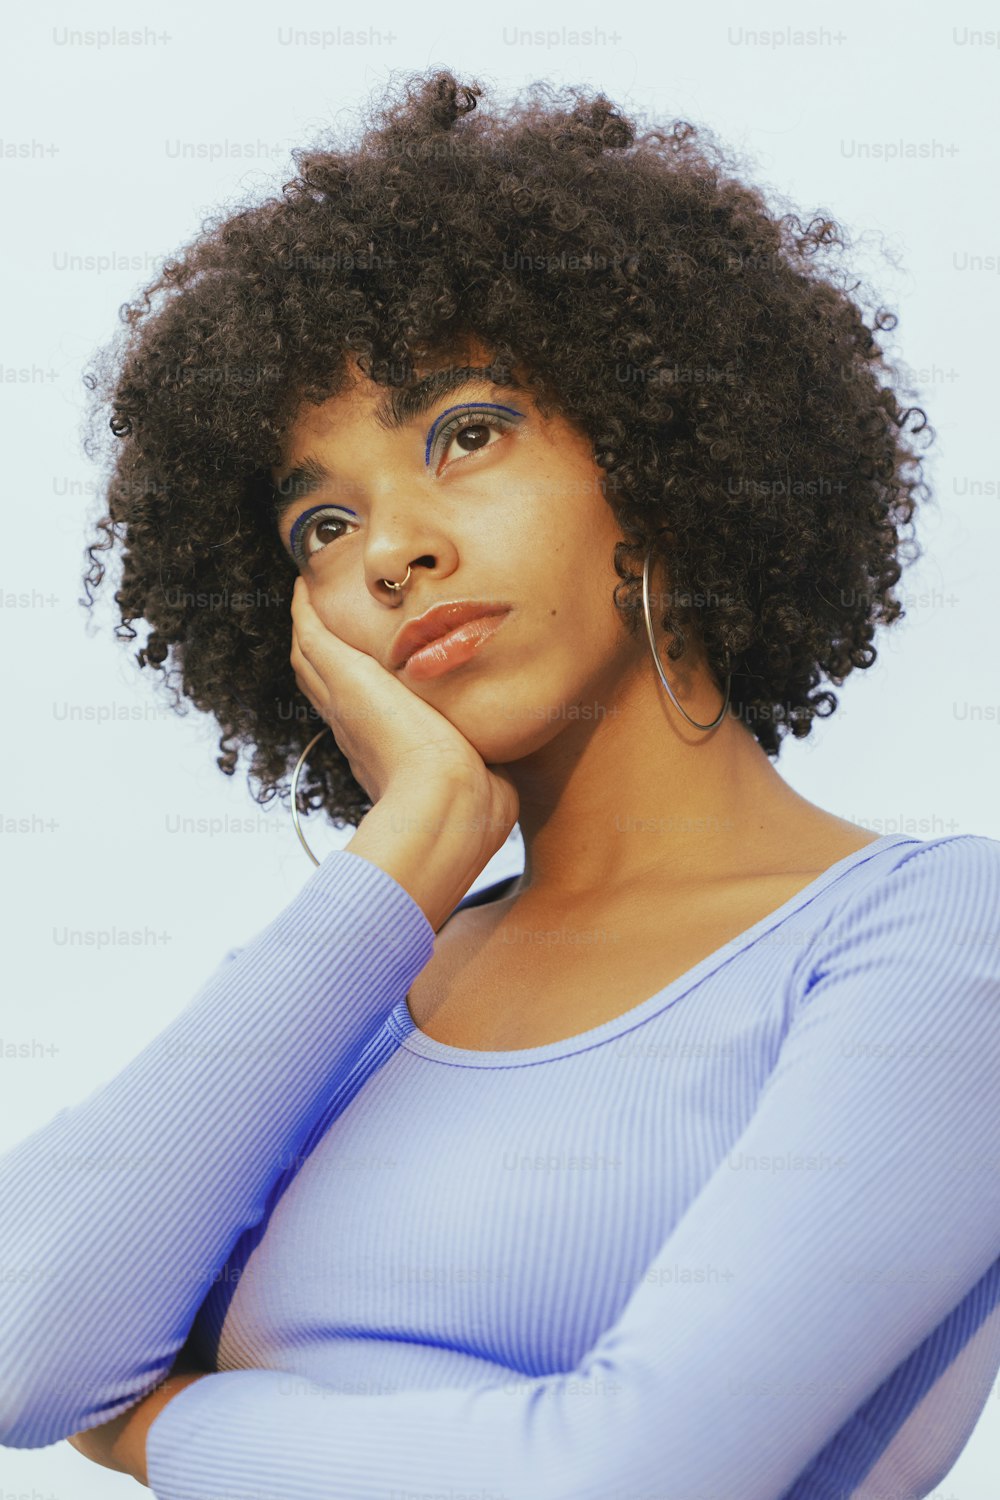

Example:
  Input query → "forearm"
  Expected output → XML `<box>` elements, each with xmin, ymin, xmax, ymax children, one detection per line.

<box><xmin>69</xmin><ymin>1368</ymin><xmax>208</xmax><ymax>1484</ymax></box>
<box><xmin>0</xmin><ymin>851</ymin><xmax>435</xmax><ymax>1448</ymax></box>
<box><xmin>5</xmin><ymin>773</ymin><xmax>498</xmax><ymax>1450</ymax></box>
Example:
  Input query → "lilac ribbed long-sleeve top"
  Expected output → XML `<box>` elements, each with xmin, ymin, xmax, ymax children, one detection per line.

<box><xmin>1</xmin><ymin>830</ymin><xmax>999</xmax><ymax>1500</ymax></box>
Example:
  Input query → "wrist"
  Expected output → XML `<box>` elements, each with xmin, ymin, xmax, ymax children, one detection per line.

<box><xmin>347</xmin><ymin>780</ymin><xmax>499</xmax><ymax>932</ymax></box>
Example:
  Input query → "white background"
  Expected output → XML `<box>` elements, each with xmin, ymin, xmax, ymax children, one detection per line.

<box><xmin>1</xmin><ymin>1</ymin><xmax>998</xmax><ymax>1495</ymax></box>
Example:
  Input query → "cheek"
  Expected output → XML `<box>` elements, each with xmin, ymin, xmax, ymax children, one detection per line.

<box><xmin>541</xmin><ymin>595</ymin><xmax>624</xmax><ymax>687</ymax></box>
<box><xmin>301</xmin><ymin>584</ymin><xmax>367</xmax><ymax>653</ymax></box>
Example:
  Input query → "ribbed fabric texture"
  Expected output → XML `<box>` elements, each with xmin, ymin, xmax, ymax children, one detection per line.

<box><xmin>1</xmin><ymin>832</ymin><xmax>998</xmax><ymax>1500</ymax></box>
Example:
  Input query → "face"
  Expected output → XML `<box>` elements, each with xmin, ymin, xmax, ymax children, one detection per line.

<box><xmin>271</xmin><ymin>342</ymin><xmax>652</xmax><ymax>765</ymax></box>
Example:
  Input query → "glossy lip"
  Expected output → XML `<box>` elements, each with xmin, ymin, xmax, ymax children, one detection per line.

<box><xmin>402</xmin><ymin>614</ymin><xmax>511</xmax><ymax>682</ymax></box>
<box><xmin>390</xmin><ymin>600</ymin><xmax>512</xmax><ymax>670</ymax></box>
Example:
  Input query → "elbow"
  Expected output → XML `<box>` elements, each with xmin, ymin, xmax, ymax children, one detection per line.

<box><xmin>0</xmin><ymin>1290</ymin><xmax>80</xmax><ymax>1447</ymax></box>
<box><xmin>520</xmin><ymin>1355</ymin><xmax>639</xmax><ymax>1500</ymax></box>
<box><xmin>0</xmin><ymin>1308</ymin><xmax>149</xmax><ymax>1450</ymax></box>
<box><xmin>0</xmin><ymin>1377</ymin><xmax>138</xmax><ymax>1451</ymax></box>
<box><xmin>0</xmin><ymin>1351</ymin><xmax>79</xmax><ymax>1449</ymax></box>
<box><xmin>0</xmin><ymin>1317</ymin><xmax>50</xmax><ymax>1447</ymax></box>
<box><xmin>0</xmin><ymin>1391</ymin><xmax>59</xmax><ymax>1451</ymax></box>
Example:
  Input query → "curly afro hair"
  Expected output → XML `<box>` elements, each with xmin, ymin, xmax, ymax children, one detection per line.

<box><xmin>80</xmin><ymin>67</ymin><xmax>932</xmax><ymax>831</ymax></box>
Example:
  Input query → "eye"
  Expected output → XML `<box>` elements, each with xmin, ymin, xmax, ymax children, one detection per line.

<box><xmin>429</xmin><ymin>405</ymin><xmax>525</xmax><ymax>476</ymax></box>
<box><xmin>288</xmin><ymin>505</ymin><xmax>357</xmax><ymax>567</ymax></box>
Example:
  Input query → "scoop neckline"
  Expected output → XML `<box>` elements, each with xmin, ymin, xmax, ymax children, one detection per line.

<box><xmin>385</xmin><ymin>833</ymin><xmax>920</xmax><ymax>1069</ymax></box>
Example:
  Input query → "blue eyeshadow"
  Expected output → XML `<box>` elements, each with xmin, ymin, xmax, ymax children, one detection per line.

<box><xmin>289</xmin><ymin>505</ymin><xmax>358</xmax><ymax>563</ymax></box>
<box><xmin>424</xmin><ymin>403</ymin><xmax>525</xmax><ymax>467</ymax></box>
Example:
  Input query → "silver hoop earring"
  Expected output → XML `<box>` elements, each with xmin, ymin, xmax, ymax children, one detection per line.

<box><xmin>642</xmin><ymin>544</ymin><xmax>731</xmax><ymax>732</ymax></box>
<box><xmin>290</xmin><ymin>727</ymin><xmax>330</xmax><ymax>867</ymax></box>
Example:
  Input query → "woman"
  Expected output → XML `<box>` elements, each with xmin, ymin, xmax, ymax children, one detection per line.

<box><xmin>1</xmin><ymin>69</ymin><xmax>998</xmax><ymax>1500</ymax></box>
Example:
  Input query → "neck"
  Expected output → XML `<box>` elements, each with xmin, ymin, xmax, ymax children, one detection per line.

<box><xmin>501</xmin><ymin>659</ymin><xmax>825</xmax><ymax>906</ymax></box>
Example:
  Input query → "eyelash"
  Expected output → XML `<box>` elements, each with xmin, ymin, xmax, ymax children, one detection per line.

<box><xmin>288</xmin><ymin>405</ymin><xmax>523</xmax><ymax>567</ymax></box>
<box><xmin>427</xmin><ymin>405</ymin><xmax>521</xmax><ymax>473</ymax></box>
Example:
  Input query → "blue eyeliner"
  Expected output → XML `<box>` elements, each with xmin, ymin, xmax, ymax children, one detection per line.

<box><xmin>289</xmin><ymin>505</ymin><xmax>358</xmax><ymax>565</ymax></box>
<box><xmin>424</xmin><ymin>403</ymin><xmax>525</xmax><ymax>467</ymax></box>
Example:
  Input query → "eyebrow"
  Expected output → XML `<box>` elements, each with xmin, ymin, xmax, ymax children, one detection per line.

<box><xmin>269</xmin><ymin>366</ymin><xmax>525</xmax><ymax>524</ymax></box>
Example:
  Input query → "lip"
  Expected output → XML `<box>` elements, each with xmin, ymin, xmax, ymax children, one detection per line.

<box><xmin>390</xmin><ymin>600</ymin><xmax>512</xmax><ymax>670</ymax></box>
<box><xmin>402</xmin><ymin>613</ymin><xmax>511</xmax><ymax>681</ymax></box>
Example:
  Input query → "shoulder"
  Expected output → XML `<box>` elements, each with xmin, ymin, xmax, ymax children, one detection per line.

<box><xmin>795</xmin><ymin>832</ymin><xmax>1000</xmax><ymax>1003</ymax></box>
<box><xmin>824</xmin><ymin>831</ymin><xmax>1000</xmax><ymax>921</ymax></box>
<box><xmin>888</xmin><ymin>830</ymin><xmax>1000</xmax><ymax>871</ymax></box>
<box><xmin>883</xmin><ymin>831</ymin><xmax>1000</xmax><ymax>892</ymax></box>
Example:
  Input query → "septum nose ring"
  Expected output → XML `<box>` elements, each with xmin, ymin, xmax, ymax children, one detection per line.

<box><xmin>382</xmin><ymin>565</ymin><xmax>412</xmax><ymax>592</ymax></box>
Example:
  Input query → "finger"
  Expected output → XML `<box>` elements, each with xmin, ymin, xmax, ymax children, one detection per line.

<box><xmin>291</xmin><ymin>616</ymin><xmax>332</xmax><ymax>679</ymax></box>
<box><xmin>292</xmin><ymin>594</ymin><xmax>374</xmax><ymax>692</ymax></box>
<box><xmin>289</xmin><ymin>577</ymin><xmax>323</xmax><ymax>644</ymax></box>
<box><xmin>294</xmin><ymin>667</ymin><xmax>327</xmax><ymax>718</ymax></box>
<box><xmin>290</xmin><ymin>632</ymin><xmax>330</xmax><ymax>713</ymax></box>
<box><xmin>290</xmin><ymin>575</ymin><xmax>329</xmax><ymax>622</ymax></box>
<box><xmin>291</xmin><ymin>580</ymin><xmax>353</xmax><ymax>666</ymax></box>
<box><xmin>290</xmin><ymin>588</ymin><xmax>334</xmax><ymax>673</ymax></box>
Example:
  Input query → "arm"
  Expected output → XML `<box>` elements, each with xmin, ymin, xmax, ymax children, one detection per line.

<box><xmin>0</xmin><ymin>781</ymin><xmax>494</xmax><ymax>1451</ymax></box>
<box><xmin>141</xmin><ymin>836</ymin><xmax>1000</xmax><ymax>1500</ymax></box>
<box><xmin>68</xmin><ymin>1371</ymin><xmax>208</xmax><ymax>1481</ymax></box>
<box><xmin>67</xmin><ymin>1339</ymin><xmax>209</xmax><ymax>1477</ymax></box>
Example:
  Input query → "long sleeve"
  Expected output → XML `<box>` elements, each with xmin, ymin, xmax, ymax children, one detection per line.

<box><xmin>0</xmin><ymin>848</ymin><xmax>434</xmax><ymax>1448</ymax></box>
<box><xmin>140</xmin><ymin>835</ymin><xmax>1000</xmax><ymax>1500</ymax></box>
